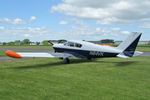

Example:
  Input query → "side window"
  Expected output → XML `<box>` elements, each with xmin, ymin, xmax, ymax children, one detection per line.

<box><xmin>68</xmin><ymin>42</ymin><xmax>74</xmax><ymax>47</ymax></box>
<box><xmin>64</xmin><ymin>42</ymin><xmax>82</xmax><ymax>48</ymax></box>
<box><xmin>64</xmin><ymin>42</ymin><xmax>67</xmax><ymax>46</ymax></box>
<box><xmin>75</xmin><ymin>43</ymin><xmax>82</xmax><ymax>48</ymax></box>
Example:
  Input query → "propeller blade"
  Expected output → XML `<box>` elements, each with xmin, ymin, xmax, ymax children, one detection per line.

<box><xmin>48</xmin><ymin>41</ymin><xmax>54</xmax><ymax>45</ymax></box>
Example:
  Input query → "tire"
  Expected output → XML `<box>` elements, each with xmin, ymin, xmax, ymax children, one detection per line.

<box><xmin>87</xmin><ymin>57</ymin><xmax>92</xmax><ymax>60</ymax></box>
<box><xmin>64</xmin><ymin>58</ymin><xmax>70</xmax><ymax>64</ymax></box>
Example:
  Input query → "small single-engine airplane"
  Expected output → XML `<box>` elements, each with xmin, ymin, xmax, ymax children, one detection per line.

<box><xmin>6</xmin><ymin>32</ymin><xmax>143</xmax><ymax>64</ymax></box>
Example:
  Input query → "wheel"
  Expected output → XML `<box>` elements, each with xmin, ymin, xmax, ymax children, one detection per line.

<box><xmin>64</xmin><ymin>58</ymin><xmax>70</xmax><ymax>64</ymax></box>
<box><xmin>87</xmin><ymin>57</ymin><xmax>92</xmax><ymax>60</ymax></box>
<box><xmin>59</xmin><ymin>57</ymin><xmax>63</xmax><ymax>60</ymax></box>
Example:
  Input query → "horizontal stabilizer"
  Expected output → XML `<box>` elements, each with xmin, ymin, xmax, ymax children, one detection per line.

<box><xmin>117</xmin><ymin>51</ymin><xmax>143</xmax><ymax>58</ymax></box>
<box><xmin>133</xmin><ymin>51</ymin><xmax>143</xmax><ymax>57</ymax></box>
<box><xmin>117</xmin><ymin>53</ymin><xmax>130</xmax><ymax>58</ymax></box>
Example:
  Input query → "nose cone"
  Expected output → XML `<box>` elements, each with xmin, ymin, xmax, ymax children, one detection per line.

<box><xmin>6</xmin><ymin>50</ymin><xmax>22</xmax><ymax>58</ymax></box>
<box><xmin>53</xmin><ymin>44</ymin><xmax>56</xmax><ymax>48</ymax></box>
<box><xmin>53</xmin><ymin>44</ymin><xmax>61</xmax><ymax>48</ymax></box>
<box><xmin>53</xmin><ymin>44</ymin><xmax>64</xmax><ymax>52</ymax></box>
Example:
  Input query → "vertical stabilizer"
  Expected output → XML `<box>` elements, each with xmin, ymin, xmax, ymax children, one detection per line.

<box><xmin>117</xmin><ymin>32</ymin><xmax>142</xmax><ymax>57</ymax></box>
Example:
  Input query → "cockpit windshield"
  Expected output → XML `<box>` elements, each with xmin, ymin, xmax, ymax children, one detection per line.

<box><xmin>64</xmin><ymin>42</ymin><xmax>82</xmax><ymax>48</ymax></box>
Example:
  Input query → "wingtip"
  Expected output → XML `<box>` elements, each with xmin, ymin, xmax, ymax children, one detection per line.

<box><xmin>6</xmin><ymin>50</ymin><xmax>22</xmax><ymax>58</ymax></box>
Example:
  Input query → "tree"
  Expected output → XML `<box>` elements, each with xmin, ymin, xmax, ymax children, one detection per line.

<box><xmin>58</xmin><ymin>39</ymin><xmax>67</xmax><ymax>43</ymax></box>
<box><xmin>36</xmin><ymin>42</ymin><xmax>40</xmax><ymax>45</ymax></box>
<box><xmin>42</xmin><ymin>40</ymin><xmax>49</xmax><ymax>45</ymax></box>
<box><xmin>100</xmin><ymin>39</ymin><xmax>114</xmax><ymax>44</ymax></box>
<box><xmin>14</xmin><ymin>40</ymin><xmax>21</xmax><ymax>45</ymax></box>
<box><xmin>22</xmin><ymin>39</ymin><xmax>30</xmax><ymax>44</ymax></box>
<box><xmin>148</xmin><ymin>41</ymin><xmax>150</xmax><ymax>45</ymax></box>
<box><xmin>8</xmin><ymin>42</ymin><xmax>15</xmax><ymax>45</ymax></box>
<box><xmin>14</xmin><ymin>40</ymin><xmax>21</xmax><ymax>43</ymax></box>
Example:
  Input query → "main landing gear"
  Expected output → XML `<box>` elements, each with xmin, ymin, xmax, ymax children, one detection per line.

<box><xmin>64</xmin><ymin>58</ymin><xmax>70</xmax><ymax>64</ymax></box>
<box><xmin>87</xmin><ymin>57</ymin><xmax>92</xmax><ymax>60</ymax></box>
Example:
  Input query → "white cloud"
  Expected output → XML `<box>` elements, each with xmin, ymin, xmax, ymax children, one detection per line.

<box><xmin>0</xmin><ymin>26</ymin><xmax>4</xmax><ymax>30</ymax></box>
<box><xmin>0</xmin><ymin>18</ymin><xmax>26</xmax><ymax>25</ymax></box>
<box><xmin>24</xmin><ymin>34</ymin><xmax>32</xmax><ymax>38</ymax></box>
<box><xmin>0</xmin><ymin>27</ymin><xmax>53</xmax><ymax>41</ymax></box>
<box><xmin>121</xmin><ymin>31</ymin><xmax>130</xmax><ymax>35</ymax></box>
<box><xmin>70</xmin><ymin>18</ymin><xmax>85</xmax><ymax>25</ymax></box>
<box><xmin>51</xmin><ymin>0</ymin><xmax>150</xmax><ymax>25</ymax></box>
<box><xmin>0</xmin><ymin>16</ymin><xmax>37</xmax><ymax>25</ymax></box>
<box><xmin>0</xmin><ymin>25</ymin><xmax>129</xmax><ymax>41</ymax></box>
<box><xmin>59</xmin><ymin>20</ymin><xmax>68</xmax><ymax>25</ymax></box>
<box><xmin>109</xmin><ymin>33</ymin><xmax>119</xmax><ymax>37</ymax></box>
<box><xmin>112</xmin><ymin>27</ymin><xmax>120</xmax><ymax>31</ymax></box>
<box><xmin>96</xmin><ymin>28</ymin><xmax>101</xmax><ymax>31</ymax></box>
<box><xmin>30</xmin><ymin>16</ymin><xmax>36</xmax><ymax>22</ymax></box>
<box><xmin>139</xmin><ymin>23</ymin><xmax>150</xmax><ymax>29</ymax></box>
<box><xmin>13</xmin><ymin>18</ymin><xmax>26</xmax><ymax>25</ymax></box>
<box><xmin>0</xmin><ymin>19</ymin><xmax>130</xmax><ymax>41</ymax></box>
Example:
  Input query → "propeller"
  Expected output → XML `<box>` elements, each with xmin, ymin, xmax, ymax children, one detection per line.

<box><xmin>48</xmin><ymin>40</ymin><xmax>54</xmax><ymax>45</ymax></box>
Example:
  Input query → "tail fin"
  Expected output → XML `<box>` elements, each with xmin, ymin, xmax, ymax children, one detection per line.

<box><xmin>117</xmin><ymin>32</ymin><xmax>142</xmax><ymax>57</ymax></box>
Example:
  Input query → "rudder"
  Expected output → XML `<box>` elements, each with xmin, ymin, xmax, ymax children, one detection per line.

<box><xmin>117</xmin><ymin>32</ymin><xmax>142</xmax><ymax>57</ymax></box>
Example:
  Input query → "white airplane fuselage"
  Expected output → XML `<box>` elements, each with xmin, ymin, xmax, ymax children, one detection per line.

<box><xmin>53</xmin><ymin>40</ymin><xmax>121</xmax><ymax>58</ymax></box>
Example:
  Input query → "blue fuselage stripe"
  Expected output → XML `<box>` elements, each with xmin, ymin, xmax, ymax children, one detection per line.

<box><xmin>54</xmin><ymin>47</ymin><xmax>118</xmax><ymax>58</ymax></box>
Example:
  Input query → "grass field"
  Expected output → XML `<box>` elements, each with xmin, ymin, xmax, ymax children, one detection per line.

<box><xmin>0</xmin><ymin>57</ymin><xmax>150</xmax><ymax>100</ymax></box>
<box><xmin>0</xmin><ymin>50</ymin><xmax>6</xmax><ymax>57</ymax></box>
<box><xmin>136</xmin><ymin>47</ymin><xmax>150</xmax><ymax>52</ymax></box>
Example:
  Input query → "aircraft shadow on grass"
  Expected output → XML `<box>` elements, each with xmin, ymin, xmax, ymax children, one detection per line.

<box><xmin>97</xmin><ymin>60</ymin><xmax>137</xmax><ymax>67</ymax></box>
<box><xmin>9</xmin><ymin>59</ymin><xmax>91</xmax><ymax>69</ymax></box>
<box><xmin>7</xmin><ymin>58</ymin><xmax>137</xmax><ymax>70</ymax></box>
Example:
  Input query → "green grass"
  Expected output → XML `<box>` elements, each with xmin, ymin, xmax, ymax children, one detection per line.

<box><xmin>0</xmin><ymin>57</ymin><xmax>150</xmax><ymax>100</ymax></box>
<box><xmin>137</xmin><ymin>45</ymin><xmax>150</xmax><ymax>47</ymax></box>
<box><xmin>136</xmin><ymin>47</ymin><xmax>150</xmax><ymax>52</ymax></box>
<box><xmin>0</xmin><ymin>50</ymin><xmax>6</xmax><ymax>57</ymax></box>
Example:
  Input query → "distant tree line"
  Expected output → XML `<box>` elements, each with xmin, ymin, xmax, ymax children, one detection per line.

<box><xmin>100</xmin><ymin>39</ymin><xmax>114</xmax><ymax>44</ymax></box>
<box><xmin>0</xmin><ymin>39</ymin><xmax>32</xmax><ymax>46</ymax></box>
<box><xmin>0</xmin><ymin>39</ymin><xmax>115</xmax><ymax>45</ymax></box>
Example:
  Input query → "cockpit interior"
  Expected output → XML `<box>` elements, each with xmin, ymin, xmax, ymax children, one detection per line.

<box><xmin>63</xmin><ymin>42</ymin><xmax>82</xmax><ymax>48</ymax></box>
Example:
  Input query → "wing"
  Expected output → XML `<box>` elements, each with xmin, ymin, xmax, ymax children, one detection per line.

<box><xmin>5</xmin><ymin>50</ymin><xmax>83</xmax><ymax>58</ymax></box>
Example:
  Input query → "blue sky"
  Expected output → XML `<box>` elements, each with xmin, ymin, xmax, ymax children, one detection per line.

<box><xmin>0</xmin><ymin>0</ymin><xmax>150</xmax><ymax>42</ymax></box>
